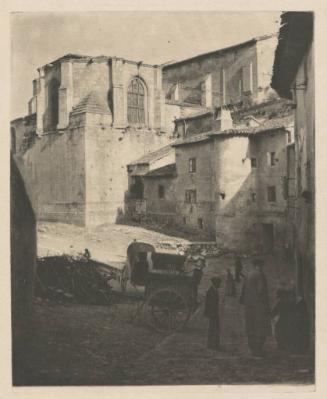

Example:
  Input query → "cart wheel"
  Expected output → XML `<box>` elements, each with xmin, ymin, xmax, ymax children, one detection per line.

<box><xmin>144</xmin><ymin>288</ymin><xmax>191</xmax><ymax>333</ymax></box>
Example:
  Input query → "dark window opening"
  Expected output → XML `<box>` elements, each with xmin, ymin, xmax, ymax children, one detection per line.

<box><xmin>189</xmin><ymin>157</ymin><xmax>197</xmax><ymax>173</ymax></box>
<box><xmin>251</xmin><ymin>158</ymin><xmax>257</xmax><ymax>168</ymax></box>
<box><xmin>267</xmin><ymin>186</ymin><xmax>276</xmax><ymax>202</ymax></box>
<box><xmin>22</xmin><ymin>132</ymin><xmax>37</xmax><ymax>151</ymax></box>
<box><xmin>158</xmin><ymin>185</ymin><xmax>165</xmax><ymax>199</ymax></box>
<box><xmin>251</xmin><ymin>192</ymin><xmax>256</xmax><ymax>202</ymax></box>
<box><xmin>268</xmin><ymin>151</ymin><xmax>276</xmax><ymax>166</ymax></box>
<box><xmin>130</xmin><ymin>176</ymin><xmax>144</xmax><ymax>199</ymax></box>
<box><xmin>48</xmin><ymin>78</ymin><xmax>60</xmax><ymax>130</ymax></box>
<box><xmin>198</xmin><ymin>218</ymin><xmax>203</xmax><ymax>229</ymax></box>
<box><xmin>182</xmin><ymin>217</ymin><xmax>187</xmax><ymax>225</ymax></box>
<box><xmin>127</xmin><ymin>78</ymin><xmax>145</xmax><ymax>125</ymax></box>
<box><xmin>185</xmin><ymin>189</ymin><xmax>197</xmax><ymax>203</ymax></box>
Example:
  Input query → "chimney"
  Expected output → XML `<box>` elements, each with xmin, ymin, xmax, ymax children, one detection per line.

<box><xmin>214</xmin><ymin>107</ymin><xmax>233</xmax><ymax>131</ymax></box>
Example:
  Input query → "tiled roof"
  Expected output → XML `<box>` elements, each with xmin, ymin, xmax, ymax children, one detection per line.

<box><xmin>172</xmin><ymin>133</ymin><xmax>212</xmax><ymax>147</ymax></box>
<box><xmin>172</xmin><ymin>115</ymin><xmax>294</xmax><ymax>147</ymax></box>
<box><xmin>174</xmin><ymin>109</ymin><xmax>213</xmax><ymax>122</ymax></box>
<box><xmin>209</xmin><ymin>128</ymin><xmax>253</xmax><ymax>137</ymax></box>
<box><xmin>128</xmin><ymin>144</ymin><xmax>174</xmax><ymax>166</ymax></box>
<box><xmin>145</xmin><ymin>163</ymin><xmax>177</xmax><ymax>178</ymax></box>
<box><xmin>165</xmin><ymin>100</ymin><xmax>207</xmax><ymax>109</ymax></box>
<box><xmin>252</xmin><ymin>114</ymin><xmax>294</xmax><ymax>134</ymax></box>
<box><xmin>71</xmin><ymin>92</ymin><xmax>111</xmax><ymax>115</ymax></box>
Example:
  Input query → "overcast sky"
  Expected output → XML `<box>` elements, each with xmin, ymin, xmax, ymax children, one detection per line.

<box><xmin>11</xmin><ymin>11</ymin><xmax>281</xmax><ymax>119</ymax></box>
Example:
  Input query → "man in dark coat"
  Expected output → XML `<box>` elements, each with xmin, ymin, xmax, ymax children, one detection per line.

<box><xmin>225</xmin><ymin>269</ymin><xmax>236</xmax><ymax>297</ymax></box>
<box><xmin>239</xmin><ymin>259</ymin><xmax>271</xmax><ymax>357</ymax></box>
<box><xmin>204</xmin><ymin>276</ymin><xmax>222</xmax><ymax>350</ymax></box>
<box><xmin>192</xmin><ymin>257</ymin><xmax>205</xmax><ymax>305</ymax></box>
<box><xmin>234</xmin><ymin>256</ymin><xmax>245</xmax><ymax>283</ymax></box>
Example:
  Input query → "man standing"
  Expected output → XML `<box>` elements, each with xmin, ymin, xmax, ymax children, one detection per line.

<box><xmin>234</xmin><ymin>255</ymin><xmax>245</xmax><ymax>283</ymax></box>
<box><xmin>239</xmin><ymin>259</ymin><xmax>271</xmax><ymax>357</ymax></box>
<box><xmin>204</xmin><ymin>277</ymin><xmax>222</xmax><ymax>350</ymax></box>
<box><xmin>192</xmin><ymin>256</ymin><xmax>205</xmax><ymax>305</ymax></box>
<box><xmin>225</xmin><ymin>269</ymin><xmax>236</xmax><ymax>298</ymax></box>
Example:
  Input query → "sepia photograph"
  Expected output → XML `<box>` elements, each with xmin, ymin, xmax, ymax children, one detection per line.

<box><xmin>9</xmin><ymin>9</ymin><xmax>315</xmax><ymax>388</ymax></box>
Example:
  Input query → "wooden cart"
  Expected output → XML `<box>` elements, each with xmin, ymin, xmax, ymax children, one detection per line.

<box><xmin>126</xmin><ymin>241</ymin><xmax>199</xmax><ymax>333</ymax></box>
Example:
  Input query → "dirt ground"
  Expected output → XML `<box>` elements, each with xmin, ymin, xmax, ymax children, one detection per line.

<box><xmin>37</xmin><ymin>222</ymin><xmax>190</xmax><ymax>263</ymax></box>
<box><xmin>14</xmin><ymin>223</ymin><xmax>314</xmax><ymax>386</ymax></box>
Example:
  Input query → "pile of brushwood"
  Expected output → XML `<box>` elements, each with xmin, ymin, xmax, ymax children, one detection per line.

<box><xmin>35</xmin><ymin>254</ymin><xmax>116</xmax><ymax>305</ymax></box>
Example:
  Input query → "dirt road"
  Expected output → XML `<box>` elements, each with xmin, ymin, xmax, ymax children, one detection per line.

<box><xmin>15</xmin><ymin>244</ymin><xmax>314</xmax><ymax>386</ymax></box>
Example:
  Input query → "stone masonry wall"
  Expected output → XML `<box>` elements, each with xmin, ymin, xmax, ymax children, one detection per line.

<box><xmin>163</xmin><ymin>41</ymin><xmax>258</xmax><ymax>107</ymax></box>
<box><xmin>214</xmin><ymin>136</ymin><xmax>256</xmax><ymax>251</ymax></box>
<box><xmin>143</xmin><ymin>175</ymin><xmax>177</xmax><ymax>216</ymax></box>
<box><xmin>72</xmin><ymin>61</ymin><xmax>111</xmax><ymax>111</ymax></box>
<box><xmin>214</xmin><ymin>132</ymin><xmax>288</xmax><ymax>253</ymax></box>
<box><xmin>293</xmin><ymin>44</ymin><xmax>315</xmax><ymax>314</ymax></box>
<box><xmin>15</xmin><ymin>126</ymin><xmax>86</xmax><ymax>225</ymax></box>
<box><xmin>84</xmin><ymin>124</ymin><xmax>171</xmax><ymax>225</ymax></box>
<box><xmin>175</xmin><ymin>140</ymin><xmax>216</xmax><ymax>234</ymax></box>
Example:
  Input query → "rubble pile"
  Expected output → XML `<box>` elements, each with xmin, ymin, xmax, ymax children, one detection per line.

<box><xmin>35</xmin><ymin>254</ymin><xmax>116</xmax><ymax>305</ymax></box>
<box><xmin>156</xmin><ymin>241</ymin><xmax>228</xmax><ymax>258</ymax></box>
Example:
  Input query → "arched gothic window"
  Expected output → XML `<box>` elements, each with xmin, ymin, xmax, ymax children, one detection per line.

<box><xmin>127</xmin><ymin>78</ymin><xmax>145</xmax><ymax>125</ymax></box>
<box><xmin>48</xmin><ymin>78</ymin><xmax>60</xmax><ymax>129</ymax></box>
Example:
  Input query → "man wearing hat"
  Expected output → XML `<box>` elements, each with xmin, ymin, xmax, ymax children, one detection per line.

<box><xmin>239</xmin><ymin>258</ymin><xmax>271</xmax><ymax>357</ymax></box>
<box><xmin>192</xmin><ymin>256</ymin><xmax>205</xmax><ymax>304</ymax></box>
<box><xmin>204</xmin><ymin>276</ymin><xmax>222</xmax><ymax>350</ymax></box>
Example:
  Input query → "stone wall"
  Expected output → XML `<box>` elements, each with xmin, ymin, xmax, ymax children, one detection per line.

<box><xmin>85</xmin><ymin>124</ymin><xmax>171</xmax><ymax>225</ymax></box>
<box><xmin>214</xmin><ymin>136</ymin><xmax>255</xmax><ymax>251</ymax></box>
<box><xmin>256</xmin><ymin>35</ymin><xmax>278</xmax><ymax>91</ymax></box>
<box><xmin>72</xmin><ymin>61</ymin><xmax>110</xmax><ymax>111</ymax></box>
<box><xmin>163</xmin><ymin>36</ymin><xmax>277</xmax><ymax>108</ymax></box>
<box><xmin>110</xmin><ymin>59</ymin><xmax>165</xmax><ymax>130</ymax></box>
<box><xmin>143</xmin><ymin>175</ymin><xmax>177</xmax><ymax>216</ymax></box>
<box><xmin>175</xmin><ymin>140</ymin><xmax>216</xmax><ymax>234</ymax></box>
<box><xmin>11</xmin><ymin>157</ymin><xmax>36</xmax><ymax>365</ymax></box>
<box><xmin>214</xmin><ymin>132</ymin><xmax>288</xmax><ymax>253</ymax></box>
<box><xmin>11</xmin><ymin>114</ymin><xmax>37</xmax><ymax>154</ymax></box>
<box><xmin>292</xmin><ymin>44</ymin><xmax>315</xmax><ymax>310</ymax></box>
<box><xmin>164</xmin><ymin>103</ymin><xmax>206</xmax><ymax>135</ymax></box>
<box><xmin>15</xmin><ymin>126</ymin><xmax>86</xmax><ymax>225</ymax></box>
<box><xmin>250</xmin><ymin>132</ymin><xmax>289</xmax><ymax>254</ymax></box>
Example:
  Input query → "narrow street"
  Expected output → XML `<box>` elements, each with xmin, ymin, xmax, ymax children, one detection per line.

<box><xmin>15</xmin><ymin>223</ymin><xmax>314</xmax><ymax>386</ymax></box>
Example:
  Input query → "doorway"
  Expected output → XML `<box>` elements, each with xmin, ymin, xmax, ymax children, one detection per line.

<box><xmin>262</xmin><ymin>223</ymin><xmax>274</xmax><ymax>253</ymax></box>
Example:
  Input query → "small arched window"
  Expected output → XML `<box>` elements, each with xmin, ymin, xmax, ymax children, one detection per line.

<box><xmin>48</xmin><ymin>78</ymin><xmax>60</xmax><ymax>129</ymax></box>
<box><xmin>127</xmin><ymin>78</ymin><xmax>145</xmax><ymax>125</ymax></box>
<box><xmin>11</xmin><ymin>127</ymin><xmax>16</xmax><ymax>154</ymax></box>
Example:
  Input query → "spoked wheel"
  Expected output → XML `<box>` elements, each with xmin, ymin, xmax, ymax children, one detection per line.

<box><xmin>144</xmin><ymin>288</ymin><xmax>191</xmax><ymax>333</ymax></box>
